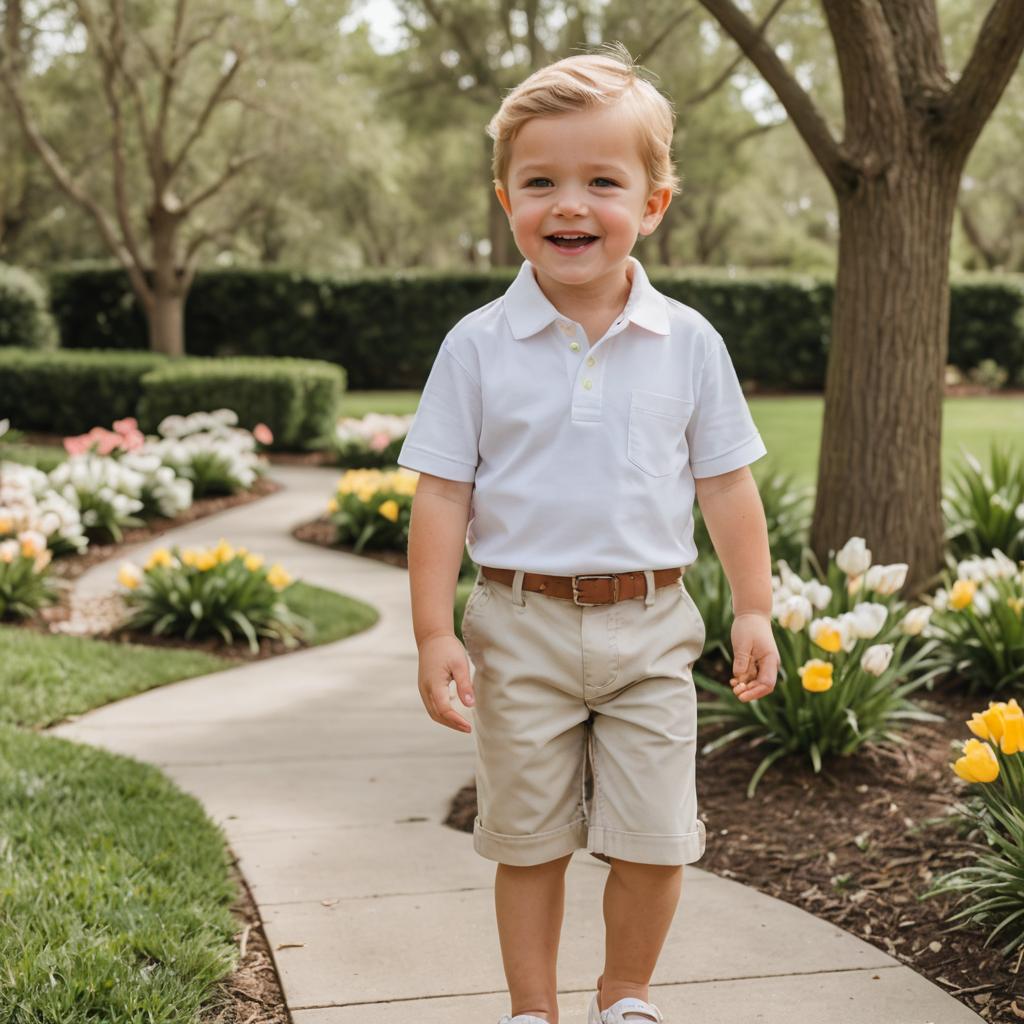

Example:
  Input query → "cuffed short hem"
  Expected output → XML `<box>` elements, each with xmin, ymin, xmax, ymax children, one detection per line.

<box><xmin>587</xmin><ymin>818</ymin><xmax>707</xmax><ymax>866</ymax></box>
<box><xmin>473</xmin><ymin>815</ymin><xmax>589</xmax><ymax>866</ymax></box>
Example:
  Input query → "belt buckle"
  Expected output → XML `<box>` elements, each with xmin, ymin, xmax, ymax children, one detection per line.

<box><xmin>572</xmin><ymin>574</ymin><xmax>619</xmax><ymax>607</ymax></box>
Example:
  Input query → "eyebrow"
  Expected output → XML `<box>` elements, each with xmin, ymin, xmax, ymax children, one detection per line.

<box><xmin>516</xmin><ymin>163</ymin><xmax>632</xmax><ymax>176</ymax></box>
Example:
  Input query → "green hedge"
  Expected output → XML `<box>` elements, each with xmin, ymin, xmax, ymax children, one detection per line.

<box><xmin>0</xmin><ymin>349</ymin><xmax>166</xmax><ymax>434</ymax></box>
<box><xmin>45</xmin><ymin>263</ymin><xmax>1024</xmax><ymax>391</ymax></box>
<box><xmin>0</xmin><ymin>350</ymin><xmax>344</xmax><ymax>447</ymax></box>
<box><xmin>0</xmin><ymin>263</ymin><xmax>58</xmax><ymax>350</ymax></box>
<box><xmin>137</xmin><ymin>356</ymin><xmax>345</xmax><ymax>449</ymax></box>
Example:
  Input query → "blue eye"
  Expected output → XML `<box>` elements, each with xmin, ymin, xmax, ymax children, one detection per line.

<box><xmin>523</xmin><ymin>177</ymin><xmax>619</xmax><ymax>188</ymax></box>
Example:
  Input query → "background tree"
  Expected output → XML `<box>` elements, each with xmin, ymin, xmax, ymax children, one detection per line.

<box><xmin>696</xmin><ymin>0</ymin><xmax>1024</xmax><ymax>592</ymax></box>
<box><xmin>0</xmin><ymin>0</ymin><xmax>282</xmax><ymax>355</ymax></box>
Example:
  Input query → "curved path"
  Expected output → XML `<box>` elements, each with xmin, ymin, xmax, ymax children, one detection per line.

<box><xmin>49</xmin><ymin>465</ymin><xmax>982</xmax><ymax>1023</ymax></box>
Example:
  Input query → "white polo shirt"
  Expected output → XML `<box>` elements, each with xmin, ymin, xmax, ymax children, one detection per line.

<box><xmin>397</xmin><ymin>254</ymin><xmax>767</xmax><ymax>575</ymax></box>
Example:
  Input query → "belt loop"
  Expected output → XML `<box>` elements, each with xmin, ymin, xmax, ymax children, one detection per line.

<box><xmin>512</xmin><ymin>569</ymin><xmax>527</xmax><ymax>607</ymax></box>
<box><xmin>643</xmin><ymin>569</ymin><xmax>656</xmax><ymax>606</ymax></box>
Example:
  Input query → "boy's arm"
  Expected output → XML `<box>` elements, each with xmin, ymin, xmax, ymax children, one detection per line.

<box><xmin>694</xmin><ymin>466</ymin><xmax>772</xmax><ymax>617</ymax></box>
<box><xmin>694</xmin><ymin>466</ymin><xmax>779</xmax><ymax>702</ymax></box>
<box><xmin>408</xmin><ymin>473</ymin><xmax>474</xmax><ymax>648</ymax></box>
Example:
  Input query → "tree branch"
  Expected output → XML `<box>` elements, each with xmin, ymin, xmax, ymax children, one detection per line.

<box><xmin>637</xmin><ymin>5</ymin><xmax>698</xmax><ymax>65</ymax></box>
<box><xmin>696</xmin><ymin>0</ymin><xmax>847</xmax><ymax>194</ymax></box>
<box><xmin>178</xmin><ymin>150</ymin><xmax>263</xmax><ymax>217</ymax></box>
<box><xmin>165</xmin><ymin>50</ymin><xmax>243</xmax><ymax>183</ymax></box>
<box><xmin>940</xmin><ymin>0</ymin><xmax>1024</xmax><ymax>157</ymax></box>
<box><xmin>818</xmin><ymin>0</ymin><xmax>905</xmax><ymax>177</ymax></box>
<box><xmin>682</xmin><ymin>0</ymin><xmax>786</xmax><ymax>108</ymax></box>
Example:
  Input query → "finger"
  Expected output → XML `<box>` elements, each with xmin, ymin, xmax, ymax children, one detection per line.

<box><xmin>732</xmin><ymin>650</ymin><xmax>751</xmax><ymax>675</ymax></box>
<box><xmin>755</xmin><ymin>652</ymin><xmax>780</xmax><ymax>688</ymax></box>
<box><xmin>433</xmin><ymin>677</ymin><xmax>472</xmax><ymax>732</ymax></box>
<box><xmin>451</xmin><ymin>657</ymin><xmax>475</xmax><ymax>708</ymax></box>
<box><xmin>737</xmin><ymin>681</ymin><xmax>774</xmax><ymax>702</ymax></box>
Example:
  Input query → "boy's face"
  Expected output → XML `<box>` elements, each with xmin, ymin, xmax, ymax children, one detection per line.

<box><xmin>495</xmin><ymin>102</ymin><xmax>672</xmax><ymax>300</ymax></box>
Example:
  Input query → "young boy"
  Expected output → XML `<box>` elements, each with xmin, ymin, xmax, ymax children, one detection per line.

<box><xmin>398</xmin><ymin>42</ymin><xmax>779</xmax><ymax>1024</ymax></box>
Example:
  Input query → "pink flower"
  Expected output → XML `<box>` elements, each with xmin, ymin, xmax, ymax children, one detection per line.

<box><xmin>369</xmin><ymin>431</ymin><xmax>391</xmax><ymax>452</ymax></box>
<box><xmin>253</xmin><ymin>423</ymin><xmax>274</xmax><ymax>445</ymax></box>
<box><xmin>63</xmin><ymin>435</ymin><xmax>91</xmax><ymax>455</ymax></box>
<box><xmin>120</xmin><ymin>429</ymin><xmax>145</xmax><ymax>452</ymax></box>
<box><xmin>113</xmin><ymin>417</ymin><xmax>138</xmax><ymax>435</ymax></box>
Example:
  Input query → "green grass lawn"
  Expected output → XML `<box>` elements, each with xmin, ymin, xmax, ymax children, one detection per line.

<box><xmin>344</xmin><ymin>390</ymin><xmax>1024</xmax><ymax>486</ymax></box>
<box><xmin>0</xmin><ymin>579</ymin><xmax>378</xmax><ymax>1022</ymax></box>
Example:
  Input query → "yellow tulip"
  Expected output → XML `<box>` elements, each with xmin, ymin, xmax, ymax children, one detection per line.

<box><xmin>117</xmin><ymin>563</ymin><xmax>142</xmax><ymax>589</ymax></box>
<box><xmin>1009</xmin><ymin>597</ymin><xmax>1024</xmax><ymax>617</ymax></box>
<box><xmin>180</xmin><ymin>548</ymin><xmax>200</xmax><ymax>567</ymax></box>
<box><xmin>195</xmin><ymin>551</ymin><xmax>218</xmax><ymax>571</ymax></box>
<box><xmin>326</xmin><ymin>497</ymin><xmax>338</xmax><ymax>514</ymax></box>
<box><xmin>244</xmin><ymin>553</ymin><xmax>264</xmax><ymax>572</ymax></box>
<box><xmin>966</xmin><ymin>712</ymin><xmax>990</xmax><ymax>741</ymax></box>
<box><xmin>810</xmin><ymin>623</ymin><xmax>842</xmax><ymax>653</ymax></box>
<box><xmin>144</xmin><ymin>548</ymin><xmax>174</xmax><ymax>570</ymax></box>
<box><xmin>213</xmin><ymin>539</ymin><xmax>235</xmax><ymax>564</ymax></box>
<box><xmin>33</xmin><ymin>549</ymin><xmax>53</xmax><ymax>573</ymax></box>
<box><xmin>953</xmin><ymin>738</ymin><xmax>999</xmax><ymax>783</ymax></box>
<box><xmin>266</xmin><ymin>564</ymin><xmax>292</xmax><ymax>590</ymax></box>
<box><xmin>798</xmin><ymin>659</ymin><xmax>834</xmax><ymax>693</ymax></box>
<box><xmin>948</xmin><ymin>579</ymin><xmax>976</xmax><ymax>610</ymax></box>
<box><xmin>0</xmin><ymin>516</ymin><xmax>12</xmax><ymax>534</ymax></box>
<box><xmin>378</xmin><ymin>499</ymin><xmax>400</xmax><ymax>522</ymax></box>
<box><xmin>1000</xmin><ymin>710</ymin><xmax>1024</xmax><ymax>755</ymax></box>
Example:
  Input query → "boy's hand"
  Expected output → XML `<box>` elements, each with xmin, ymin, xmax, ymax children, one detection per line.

<box><xmin>417</xmin><ymin>632</ymin><xmax>475</xmax><ymax>733</ymax></box>
<box><xmin>730</xmin><ymin>612</ymin><xmax>779</xmax><ymax>702</ymax></box>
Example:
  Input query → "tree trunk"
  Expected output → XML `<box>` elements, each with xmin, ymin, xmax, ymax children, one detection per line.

<box><xmin>147</xmin><ymin>289</ymin><xmax>185</xmax><ymax>357</ymax></box>
<box><xmin>147</xmin><ymin>216</ymin><xmax>185</xmax><ymax>357</ymax></box>
<box><xmin>809</xmin><ymin>156</ymin><xmax>961</xmax><ymax>595</ymax></box>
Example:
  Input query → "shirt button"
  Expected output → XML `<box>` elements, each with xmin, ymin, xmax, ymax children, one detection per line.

<box><xmin>586</xmin><ymin>356</ymin><xmax>595</xmax><ymax>366</ymax></box>
<box><xmin>582</xmin><ymin>378</ymin><xmax>593</xmax><ymax>390</ymax></box>
<box><xmin>569</xmin><ymin>341</ymin><xmax>580</xmax><ymax>352</ymax></box>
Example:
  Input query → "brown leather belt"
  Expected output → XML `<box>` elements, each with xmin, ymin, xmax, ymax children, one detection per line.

<box><xmin>479</xmin><ymin>566</ymin><xmax>685</xmax><ymax>606</ymax></box>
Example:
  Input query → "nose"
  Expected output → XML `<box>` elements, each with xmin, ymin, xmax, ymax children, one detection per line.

<box><xmin>551</xmin><ymin>183</ymin><xmax>589</xmax><ymax>216</ymax></box>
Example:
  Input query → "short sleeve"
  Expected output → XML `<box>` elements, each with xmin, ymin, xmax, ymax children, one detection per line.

<box><xmin>397</xmin><ymin>341</ymin><xmax>482</xmax><ymax>483</ymax></box>
<box><xmin>686</xmin><ymin>330</ymin><xmax>767</xmax><ymax>479</ymax></box>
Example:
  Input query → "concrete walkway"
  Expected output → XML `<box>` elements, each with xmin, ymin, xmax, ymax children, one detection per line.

<box><xmin>48</xmin><ymin>465</ymin><xmax>982</xmax><ymax>1023</ymax></box>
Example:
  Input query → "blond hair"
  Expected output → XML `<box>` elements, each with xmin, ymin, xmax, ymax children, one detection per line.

<box><xmin>486</xmin><ymin>41</ymin><xmax>681</xmax><ymax>197</ymax></box>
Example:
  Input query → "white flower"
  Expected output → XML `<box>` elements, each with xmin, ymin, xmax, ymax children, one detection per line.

<box><xmin>802</xmin><ymin>580</ymin><xmax>832</xmax><ymax>609</ymax></box>
<box><xmin>900</xmin><ymin>606</ymin><xmax>933</xmax><ymax>636</ymax></box>
<box><xmin>860</xmin><ymin>643</ymin><xmax>894</xmax><ymax>677</ymax></box>
<box><xmin>930</xmin><ymin>587</ymin><xmax>949</xmax><ymax>611</ymax></box>
<box><xmin>973</xmin><ymin>589</ymin><xmax>992</xmax><ymax>617</ymax></box>
<box><xmin>836</xmin><ymin>537</ymin><xmax>871</xmax><ymax>576</ymax></box>
<box><xmin>864</xmin><ymin>563</ymin><xmax>908</xmax><ymax>595</ymax></box>
<box><xmin>844</xmin><ymin>602</ymin><xmax>888</xmax><ymax>640</ymax></box>
<box><xmin>1016</xmin><ymin>501</ymin><xmax>1024</xmax><ymax>522</ymax></box>
<box><xmin>775</xmin><ymin>559</ymin><xmax>805</xmax><ymax>596</ymax></box>
<box><xmin>0</xmin><ymin>538</ymin><xmax>19</xmax><ymax>562</ymax></box>
<box><xmin>777</xmin><ymin>594</ymin><xmax>813</xmax><ymax>631</ymax></box>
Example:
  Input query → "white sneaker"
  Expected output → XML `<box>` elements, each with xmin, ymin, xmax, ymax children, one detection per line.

<box><xmin>498</xmin><ymin>1015</ymin><xmax>551</xmax><ymax>1024</ymax></box>
<box><xmin>587</xmin><ymin>993</ymin><xmax>664</xmax><ymax>1024</ymax></box>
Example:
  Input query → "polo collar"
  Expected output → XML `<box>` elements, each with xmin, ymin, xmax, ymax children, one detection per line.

<box><xmin>503</xmin><ymin>254</ymin><xmax>671</xmax><ymax>340</ymax></box>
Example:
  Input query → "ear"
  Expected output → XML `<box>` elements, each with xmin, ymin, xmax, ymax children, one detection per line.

<box><xmin>495</xmin><ymin>182</ymin><xmax>513</xmax><ymax>219</ymax></box>
<box><xmin>638</xmin><ymin>187</ymin><xmax>672</xmax><ymax>237</ymax></box>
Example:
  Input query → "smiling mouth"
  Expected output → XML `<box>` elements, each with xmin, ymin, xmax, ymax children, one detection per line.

<box><xmin>545</xmin><ymin>234</ymin><xmax>599</xmax><ymax>248</ymax></box>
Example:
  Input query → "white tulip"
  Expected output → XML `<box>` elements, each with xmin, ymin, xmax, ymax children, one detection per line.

<box><xmin>810</xmin><ymin>616</ymin><xmax>852</xmax><ymax>651</ymax></box>
<box><xmin>860</xmin><ymin>643</ymin><xmax>894</xmax><ymax>677</ymax></box>
<box><xmin>845</xmin><ymin>602</ymin><xmax>888</xmax><ymax>639</ymax></box>
<box><xmin>0</xmin><ymin>538</ymin><xmax>19</xmax><ymax>562</ymax></box>
<box><xmin>973</xmin><ymin>589</ymin><xmax>992</xmax><ymax>617</ymax></box>
<box><xmin>836</xmin><ymin>537</ymin><xmax>872</xmax><ymax>576</ymax></box>
<box><xmin>900</xmin><ymin>606</ymin><xmax>933</xmax><ymax>636</ymax></box>
<box><xmin>864</xmin><ymin>563</ymin><xmax>908</xmax><ymax>595</ymax></box>
<box><xmin>1016</xmin><ymin>501</ymin><xmax>1024</xmax><ymax>522</ymax></box>
<box><xmin>802</xmin><ymin>580</ymin><xmax>833</xmax><ymax>609</ymax></box>
<box><xmin>777</xmin><ymin>594</ymin><xmax>813</xmax><ymax>631</ymax></box>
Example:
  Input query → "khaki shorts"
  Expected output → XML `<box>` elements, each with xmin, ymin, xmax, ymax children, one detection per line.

<box><xmin>461</xmin><ymin>565</ymin><xmax>707</xmax><ymax>867</ymax></box>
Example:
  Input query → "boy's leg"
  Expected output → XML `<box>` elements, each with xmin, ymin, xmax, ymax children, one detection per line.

<box><xmin>494</xmin><ymin>852</ymin><xmax>574</xmax><ymax>1024</ymax></box>
<box><xmin>598</xmin><ymin>858</ymin><xmax>683</xmax><ymax>1011</ymax></box>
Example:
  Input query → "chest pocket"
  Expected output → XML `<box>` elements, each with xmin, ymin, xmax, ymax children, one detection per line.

<box><xmin>627</xmin><ymin>389</ymin><xmax>693</xmax><ymax>478</ymax></box>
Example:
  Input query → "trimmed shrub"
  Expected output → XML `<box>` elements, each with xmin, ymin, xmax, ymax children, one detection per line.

<box><xmin>0</xmin><ymin>263</ymin><xmax>58</xmax><ymax>349</ymax></box>
<box><xmin>0</xmin><ymin>349</ymin><xmax>166</xmax><ymax>434</ymax></box>
<box><xmin>136</xmin><ymin>356</ymin><xmax>345</xmax><ymax>449</ymax></box>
